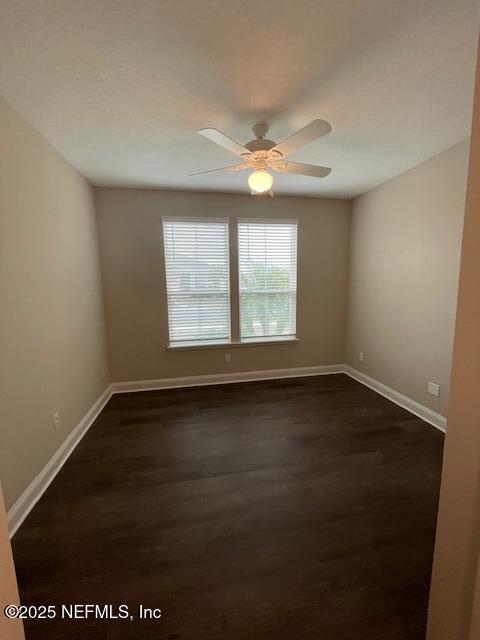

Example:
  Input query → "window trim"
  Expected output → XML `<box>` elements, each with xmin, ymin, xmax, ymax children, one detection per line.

<box><xmin>237</xmin><ymin>218</ymin><xmax>299</xmax><ymax>225</ymax></box>
<box><xmin>161</xmin><ymin>215</ymin><xmax>230</xmax><ymax>224</ymax></box>
<box><xmin>162</xmin><ymin>216</ymin><xmax>231</xmax><ymax>347</ymax></box>
<box><xmin>166</xmin><ymin>337</ymin><xmax>299</xmax><ymax>351</ymax></box>
<box><xmin>237</xmin><ymin>219</ymin><xmax>298</xmax><ymax>343</ymax></box>
<box><xmin>161</xmin><ymin>216</ymin><xmax>300</xmax><ymax>351</ymax></box>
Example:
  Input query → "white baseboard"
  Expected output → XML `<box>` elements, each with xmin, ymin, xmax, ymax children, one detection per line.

<box><xmin>7</xmin><ymin>385</ymin><xmax>113</xmax><ymax>537</ymax></box>
<box><xmin>111</xmin><ymin>364</ymin><xmax>345</xmax><ymax>394</ymax></box>
<box><xmin>112</xmin><ymin>366</ymin><xmax>447</xmax><ymax>433</ymax></box>
<box><xmin>8</xmin><ymin>363</ymin><xmax>446</xmax><ymax>537</ymax></box>
<box><xmin>343</xmin><ymin>365</ymin><xmax>447</xmax><ymax>432</ymax></box>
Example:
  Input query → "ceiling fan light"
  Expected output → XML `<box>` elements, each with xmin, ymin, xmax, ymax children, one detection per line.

<box><xmin>248</xmin><ymin>169</ymin><xmax>273</xmax><ymax>194</ymax></box>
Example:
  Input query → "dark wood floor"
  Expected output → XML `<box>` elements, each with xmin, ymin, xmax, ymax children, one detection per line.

<box><xmin>12</xmin><ymin>374</ymin><xmax>444</xmax><ymax>640</ymax></box>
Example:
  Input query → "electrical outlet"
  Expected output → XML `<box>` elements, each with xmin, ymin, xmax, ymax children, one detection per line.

<box><xmin>225</xmin><ymin>353</ymin><xmax>231</xmax><ymax>363</ymax></box>
<box><xmin>53</xmin><ymin>412</ymin><xmax>61</xmax><ymax>430</ymax></box>
<box><xmin>428</xmin><ymin>382</ymin><xmax>440</xmax><ymax>397</ymax></box>
<box><xmin>359</xmin><ymin>352</ymin><xmax>365</xmax><ymax>362</ymax></box>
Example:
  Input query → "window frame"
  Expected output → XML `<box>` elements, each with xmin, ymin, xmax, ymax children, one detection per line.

<box><xmin>161</xmin><ymin>216</ymin><xmax>232</xmax><ymax>348</ymax></box>
<box><xmin>161</xmin><ymin>216</ymin><xmax>300</xmax><ymax>350</ymax></box>
<box><xmin>237</xmin><ymin>218</ymin><xmax>298</xmax><ymax>343</ymax></box>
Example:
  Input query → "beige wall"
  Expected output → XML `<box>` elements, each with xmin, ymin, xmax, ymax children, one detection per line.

<box><xmin>95</xmin><ymin>188</ymin><xmax>350</xmax><ymax>382</ymax></box>
<box><xmin>427</xmin><ymin>39</ymin><xmax>480</xmax><ymax>640</ymax></box>
<box><xmin>345</xmin><ymin>140</ymin><xmax>469</xmax><ymax>416</ymax></box>
<box><xmin>0</xmin><ymin>98</ymin><xmax>109</xmax><ymax>510</ymax></box>
<box><xmin>0</xmin><ymin>485</ymin><xmax>24</xmax><ymax>639</ymax></box>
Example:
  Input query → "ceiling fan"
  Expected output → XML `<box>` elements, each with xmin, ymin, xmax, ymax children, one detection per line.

<box><xmin>191</xmin><ymin>119</ymin><xmax>332</xmax><ymax>195</ymax></box>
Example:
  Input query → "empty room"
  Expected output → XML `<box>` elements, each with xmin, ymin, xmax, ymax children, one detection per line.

<box><xmin>2</xmin><ymin>1</ymin><xmax>480</xmax><ymax>639</ymax></box>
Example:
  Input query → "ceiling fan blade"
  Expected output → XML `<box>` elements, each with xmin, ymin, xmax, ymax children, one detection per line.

<box><xmin>189</xmin><ymin>164</ymin><xmax>246</xmax><ymax>176</ymax></box>
<box><xmin>198</xmin><ymin>128</ymin><xmax>250</xmax><ymax>157</ymax></box>
<box><xmin>272</xmin><ymin>119</ymin><xmax>332</xmax><ymax>158</ymax></box>
<box><xmin>273</xmin><ymin>161</ymin><xmax>331</xmax><ymax>178</ymax></box>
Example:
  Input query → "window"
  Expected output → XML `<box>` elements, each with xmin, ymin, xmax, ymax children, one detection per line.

<box><xmin>162</xmin><ymin>218</ymin><xmax>230</xmax><ymax>345</ymax></box>
<box><xmin>238</xmin><ymin>220</ymin><xmax>297</xmax><ymax>341</ymax></box>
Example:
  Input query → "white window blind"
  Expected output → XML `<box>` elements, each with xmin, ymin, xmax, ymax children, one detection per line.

<box><xmin>238</xmin><ymin>220</ymin><xmax>297</xmax><ymax>340</ymax></box>
<box><xmin>162</xmin><ymin>218</ymin><xmax>230</xmax><ymax>345</ymax></box>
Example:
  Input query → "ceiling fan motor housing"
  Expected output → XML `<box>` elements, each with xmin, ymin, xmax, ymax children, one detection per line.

<box><xmin>244</xmin><ymin>137</ymin><xmax>277</xmax><ymax>152</ymax></box>
<box><xmin>244</xmin><ymin>123</ymin><xmax>278</xmax><ymax>153</ymax></box>
<box><xmin>243</xmin><ymin>123</ymin><xmax>283</xmax><ymax>169</ymax></box>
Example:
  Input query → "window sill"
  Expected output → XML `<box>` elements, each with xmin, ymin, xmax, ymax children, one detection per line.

<box><xmin>166</xmin><ymin>337</ymin><xmax>299</xmax><ymax>351</ymax></box>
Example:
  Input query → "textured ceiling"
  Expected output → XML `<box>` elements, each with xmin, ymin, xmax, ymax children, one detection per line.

<box><xmin>0</xmin><ymin>0</ymin><xmax>478</xmax><ymax>198</ymax></box>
